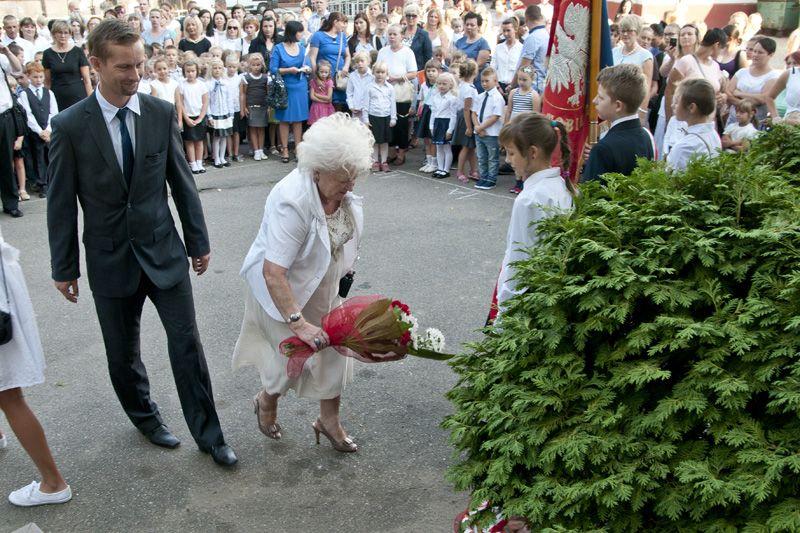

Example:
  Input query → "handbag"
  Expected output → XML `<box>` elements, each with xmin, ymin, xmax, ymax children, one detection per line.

<box><xmin>393</xmin><ymin>77</ymin><xmax>414</xmax><ymax>103</ymax></box>
<box><xmin>334</xmin><ymin>33</ymin><xmax>349</xmax><ymax>91</ymax></box>
<box><xmin>266</xmin><ymin>71</ymin><xmax>288</xmax><ymax>110</ymax></box>
<box><xmin>0</xmin><ymin>245</ymin><xmax>12</xmax><ymax>345</ymax></box>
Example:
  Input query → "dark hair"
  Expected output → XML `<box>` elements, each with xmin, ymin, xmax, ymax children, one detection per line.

<box><xmin>755</xmin><ymin>36</ymin><xmax>777</xmax><ymax>55</ymax></box>
<box><xmin>283</xmin><ymin>20</ymin><xmax>304</xmax><ymax>43</ymax></box>
<box><xmin>7</xmin><ymin>43</ymin><xmax>22</xmax><ymax>56</ymax></box>
<box><xmin>256</xmin><ymin>16</ymin><xmax>278</xmax><ymax>45</ymax></box>
<box><xmin>463</xmin><ymin>11</ymin><xmax>482</xmax><ymax>28</ymax></box>
<box><xmin>198</xmin><ymin>9</ymin><xmax>211</xmax><ymax>26</ymax></box>
<box><xmin>701</xmin><ymin>27</ymin><xmax>728</xmax><ymax>48</ymax></box>
<box><xmin>19</xmin><ymin>17</ymin><xmax>37</xmax><ymax>39</ymax></box>
<box><xmin>650</xmin><ymin>23</ymin><xmax>663</xmax><ymax>37</ymax></box>
<box><xmin>231</xmin><ymin>4</ymin><xmax>245</xmax><ymax>13</ymax></box>
<box><xmin>722</xmin><ymin>24</ymin><xmax>740</xmax><ymax>42</ymax></box>
<box><xmin>87</xmin><ymin>18</ymin><xmax>141</xmax><ymax>60</ymax></box>
<box><xmin>208</xmin><ymin>10</ymin><xmax>227</xmax><ymax>36</ymax></box>
<box><xmin>524</xmin><ymin>5</ymin><xmax>542</xmax><ymax>22</ymax></box>
<box><xmin>499</xmin><ymin>113</ymin><xmax>575</xmax><ymax>193</ymax></box>
<box><xmin>348</xmin><ymin>12</ymin><xmax>372</xmax><ymax>50</ymax></box>
<box><xmin>320</xmin><ymin>12</ymin><xmax>347</xmax><ymax>33</ymax></box>
<box><xmin>677</xmin><ymin>78</ymin><xmax>716</xmax><ymax>116</ymax></box>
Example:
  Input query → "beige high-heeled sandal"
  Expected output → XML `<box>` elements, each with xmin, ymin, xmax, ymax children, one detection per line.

<box><xmin>312</xmin><ymin>418</ymin><xmax>357</xmax><ymax>453</ymax></box>
<box><xmin>253</xmin><ymin>392</ymin><xmax>281</xmax><ymax>440</ymax></box>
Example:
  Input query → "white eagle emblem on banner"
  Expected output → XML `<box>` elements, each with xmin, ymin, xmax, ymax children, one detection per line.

<box><xmin>545</xmin><ymin>2</ymin><xmax>590</xmax><ymax>107</ymax></box>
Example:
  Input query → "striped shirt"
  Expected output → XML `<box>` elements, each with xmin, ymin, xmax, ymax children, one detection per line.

<box><xmin>510</xmin><ymin>89</ymin><xmax>537</xmax><ymax>118</ymax></box>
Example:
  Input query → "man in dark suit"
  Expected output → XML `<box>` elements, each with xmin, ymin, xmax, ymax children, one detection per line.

<box><xmin>581</xmin><ymin>63</ymin><xmax>656</xmax><ymax>183</ymax></box>
<box><xmin>46</xmin><ymin>19</ymin><xmax>236</xmax><ymax>467</ymax></box>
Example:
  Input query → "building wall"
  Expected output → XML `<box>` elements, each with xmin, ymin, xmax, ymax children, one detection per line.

<box><xmin>607</xmin><ymin>0</ymin><xmax>757</xmax><ymax>28</ymax></box>
<box><xmin>0</xmin><ymin>0</ymin><xmax>70</xmax><ymax>18</ymax></box>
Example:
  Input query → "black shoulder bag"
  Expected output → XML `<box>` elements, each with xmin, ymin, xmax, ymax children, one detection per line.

<box><xmin>0</xmin><ymin>245</ymin><xmax>12</xmax><ymax>345</ymax></box>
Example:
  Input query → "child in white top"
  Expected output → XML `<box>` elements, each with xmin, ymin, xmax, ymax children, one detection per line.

<box><xmin>428</xmin><ymin>72</ymin><xmax>458</xmax><ymax>178</ymax></box>
<box><xmin>206</xmin><ymin>58</ymin><xmax>234</xmax><ymax>168</ymax></box>
<box><xmin>150</xmin><ymin>58</ymin><xmax>180</xmax><ymax>105</ymax></box>
<box><xmin>494</xmin><ymin>114</ymin><xmax>574</xmax><ymax>321</ymax></box>
<box><xmin>453</xmin><ymin>59</ymin><xmax>479</xmax><ymax>183</ymax></box>
<box><xmin>416</xmin><ymin>60</ymin><xmax>442</xmax><ymax>173</ymax></box>
<box><xmin>666</xmin><ymin>78</ymin><xmax>721</xmax><ymax>171</ymax></box>
<box><xmin>178</xmin><ymin>59</ymin><xmax>210</xmax><ymax>174</ymax></box>
<box><xmin>346</xmin><ymin>52</ymin><xmax>374</xmax><ymax>125</ymax></box>
<box><xmin>224</xmin><ymin>57</ymin><xmax>244</xmax><ymax>162</ymax></box>
<box><xmin>165</xmin><ymin>45</ymin><xmax>184</xmax><ymax>82</ymax></box>
<box><xmin>472</xmin><ymin>68</ymin><xmax>506</xmax><ymax>190</ymax></box>
<box><xmin>366</xmin><ymin>61</ymin><xmax>397</xmax><ymax>172</ymax></box>
<box><xmin>722</xmin><ymin>100</ymin><xmax>759</xmax><ymax>153</ymax></box>
<box><xmin>138</xmin><ymin>59</ymin><xmax>155</xmax><ymax>95</ymax></box>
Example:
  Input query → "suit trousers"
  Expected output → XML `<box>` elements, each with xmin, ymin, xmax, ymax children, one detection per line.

<box><xmin>26</xmin><ymin>134</ymin><xmax>48</xmax><ymax>188</ymax></box>
<box><xmin>92</xmin><ymin>270</ymin><xmax>224</xmax><ymax>449</ymax></box>
<box><xmin>0</xmin><ymin>110</ymin><xmax>19</xmax><ymax>210</ymax></box>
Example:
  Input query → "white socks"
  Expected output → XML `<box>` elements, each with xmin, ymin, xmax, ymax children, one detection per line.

<box><xmin>373</xmin><ymin>144</ymin><xmax>389</xmax><ymax>163</ymax></box>
<box><xmin>191</xmin><ymin>160</ymin><xmax>204</xmax><ymax>171</ymax></box>
<box><xmin>212</xmin><ymin>137</ymin><xmax>227</xmax><ymax>165</ymax></box>
<box><xmin>436</xmin><ymin>145</ymin><xmax>453</xmax><ymax>172</ymax></box>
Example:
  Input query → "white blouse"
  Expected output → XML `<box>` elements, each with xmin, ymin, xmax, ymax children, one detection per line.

<box><xmin>497</xmin><ymin>167</ymin><xmax>572</xmax><ymax>314</ymax></box>
<box><xmin>427</xmin><ymin>91</ymin><xmax>458</xmax><ymax>134</ymax></box>
<box><xmin>240</xmin><ymin>169</ymin><xmax>364</xmax><ymax>321</ymax></box>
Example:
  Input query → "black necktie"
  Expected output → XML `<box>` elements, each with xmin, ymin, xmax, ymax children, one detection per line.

<box><xmin>479</xmin><ymin>92</ymin><xmax>489</xmax><ymax>122</ymax></box>
<box><xmin>116</xmin><ymin>108</ymin><xmax>134</xmax><ymax>186</ymax></box>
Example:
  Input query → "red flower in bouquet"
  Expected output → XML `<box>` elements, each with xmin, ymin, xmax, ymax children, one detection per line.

<box><xmin>280</xmin><ymin>295</ymin><xmax>453</xmax><ymax>378</ymax></box>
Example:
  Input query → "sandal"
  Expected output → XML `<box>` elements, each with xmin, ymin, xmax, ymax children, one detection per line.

<box><xmin>253</xmin><ymin>392</ymin><xmax>282</xmax><ymax>439</ymax></box>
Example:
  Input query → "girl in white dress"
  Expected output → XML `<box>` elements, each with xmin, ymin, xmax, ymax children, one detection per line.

<box><xmin>0</xmin><ymin>228</ymin><xmax>72</xmax><ymax>507</ymax></box>
<box><xmin>150</xmin><ymin>57</ymin><xmax>180</xmax><ymax>105</ymax></box>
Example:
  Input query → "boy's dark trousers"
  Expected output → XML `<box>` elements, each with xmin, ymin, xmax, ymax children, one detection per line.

<box><xmin>26</xmin><ymin>133</ymin><xmax>48</xmax><ymax>192</ymax></box>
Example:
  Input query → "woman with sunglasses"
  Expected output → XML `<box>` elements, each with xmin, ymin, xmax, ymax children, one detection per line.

<box><xmin>401</xmin><ymin>4</ymin><xmax>432</xmax><ymax>72</ymax></box>
<box><xmin>219</xmin><ymin>18</ymin><xmax>245</xmax><ymax>53</ymax></box>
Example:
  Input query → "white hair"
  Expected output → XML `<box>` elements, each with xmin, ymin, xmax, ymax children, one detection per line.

<box><xmin>297</xmin><ymin>113</ymin><xmax>375</xmax><ymax>178</ymax></box>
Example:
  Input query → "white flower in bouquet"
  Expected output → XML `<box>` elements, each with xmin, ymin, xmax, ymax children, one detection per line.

<box><xmin>413</xmin><ymin>327</ymin><xmax>446</xmax><ymax>352</ymax></box>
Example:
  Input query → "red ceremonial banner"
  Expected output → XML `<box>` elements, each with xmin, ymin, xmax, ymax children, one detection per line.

<box><xmin>541</xmin><ymin>0</ymin><xmax>592</xmax><ymax>181</ymax></box>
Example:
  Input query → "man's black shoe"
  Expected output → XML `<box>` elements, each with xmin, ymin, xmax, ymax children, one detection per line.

<box><xmin>144</xmin><ymin>425</ymin><xmax>181</xmax><ymax>449</ymax></box>
<box><xmin>201</xmin><ymin>444</ymin><xmax>238</xmax><ymax>467</ymax></box>
<box><xmin>3</xmin><ymin>208</ymin><xmax>23</xmax><ymax>218</ymax></box>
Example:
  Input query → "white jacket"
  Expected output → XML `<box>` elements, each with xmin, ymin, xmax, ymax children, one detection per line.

<box><xmin>240</xmin><ymin>169</ymin><xmax>364</xmax><ymax>321</ymax></box>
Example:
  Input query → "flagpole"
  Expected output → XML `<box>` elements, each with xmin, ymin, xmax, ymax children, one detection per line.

<box><xmin>588</xmin><ymin>0</ymin><xmax>603</xmax><ymax>144</ymax></box>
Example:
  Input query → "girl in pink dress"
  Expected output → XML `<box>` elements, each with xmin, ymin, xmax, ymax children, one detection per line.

<box><xmin>308</xmin><ymin>59</ymin><xmax>335</xmax><ymax>125</ymax></box>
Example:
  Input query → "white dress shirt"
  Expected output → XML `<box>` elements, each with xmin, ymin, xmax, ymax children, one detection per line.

<box><xmin>0</xmin><ymin>55</ymin><xmax>14</xmax><ymax>113</ymax></box>
<box><xmin>666</xmin><ymin>121</ymin><xmax>721</xmax><ymax>171</ymax></box>
<box><xmin>497</xmin><ymin>167</ymin><xmax>572</xmax><ymax>313</ymax></box>
<box><xmin>95</xmin><ymin>88</ymin><xmax>140</xmax><ymax>174</ymax></box>
<box><xmin>427</xmin><ymin>91</ymin><xmax>458</xmax><ymax>135</ymax></box>
<box><xmin>18</xmin><ymin>85</ymin><xmax>59</xmax><ymax>134</ymax></box>
<box><xmin>490</xmin><ymin>39</ymin><xmax>523</xmax><ymax>84</ymax></box>
<box><xmin>367</xmin><ymin>80</ymin><xmax>396</xmax><ymax>122</ymax></box>
<box><xmin>346</xmin><ymin>69</ymin><xmax>374</xmax><ymax>119</ymax></box>
<box><xmin>473</xmin><ymin>87</ymin><xmax>505</xmax><ymax>136</ymax></box>
<box><xmin>240</xmin><ymin>168</ymin><xmax>363</xmax><ymax>321</ymax></box>
<box><xmin>1</xmin><ymin>36</ymin><xmax>34</xmax><ymax>63</ymax></box>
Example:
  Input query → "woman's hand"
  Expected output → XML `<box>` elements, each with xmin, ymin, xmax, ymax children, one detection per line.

<box><xmin>290</xmin><ymin>320</ymin><xmax>330</xmax><ymax>352</ymax></box>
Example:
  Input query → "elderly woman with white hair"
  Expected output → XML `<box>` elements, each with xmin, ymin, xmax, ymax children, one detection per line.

<box><xmin>233</xmin><ymin>113</ymin><xmax>373</xmax><ymax>453</ymax></box>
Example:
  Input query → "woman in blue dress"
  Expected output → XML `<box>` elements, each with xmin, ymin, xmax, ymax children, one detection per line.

<box><xmin>308</xmin><ymin>12</ymin><xmax>351</xmax><ymax>111</ymax></box>
<box><xmin>271</xmin><ymin>20</ymin><xmax>312</xmax><ymax>163</ymax></box>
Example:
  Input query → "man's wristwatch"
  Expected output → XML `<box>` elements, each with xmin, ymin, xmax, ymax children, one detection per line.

<box><xmin>288</xmin><ymin>312</ymin><xmax>303</xmax><ymax>324</ymax></box>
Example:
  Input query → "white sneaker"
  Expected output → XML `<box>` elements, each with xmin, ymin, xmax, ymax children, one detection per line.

<box><xmin>253</xmin><ymin>151</ymin><xmax>262</xmax><ymax>161</ymax></box>
<box><xmin>419</xmin><ymin>162</ymin><xmax>431</xmax><ymax>172</ymax></box>
<box><xmin>9</xmin><ymin>481</ymin><xmax>72</xmax><ymax>507</ymax></box>
<box><xmin>422</xmin><ymin>163</ymin><xmax>436</xmax><ymax>173</ymax></box>
<box><xmin>0</xmin><ymin>434</ymin><xmax>6</xmax><ymax>449</ymax></box>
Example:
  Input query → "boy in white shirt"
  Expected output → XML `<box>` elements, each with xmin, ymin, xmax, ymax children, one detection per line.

<box><xmin>346</xmin><ymin>51</ymin><xmax>374</xmax><ymax>125</ymax></box>
<box><xmin>666</xmin><ymin>78</ymin><xmax>721</xmax><ymax>171</ymax></box>
<box><xmin>17</xmin><ymin>62</ymin><xmax>57</xmax><ymax>197</ymax></box>
<box><xmin>472</xmin><ymin>68</ymin><xmax>505</xmax><ymax>190</ymax></box>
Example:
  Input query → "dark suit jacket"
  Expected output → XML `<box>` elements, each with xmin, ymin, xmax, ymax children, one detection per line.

<box><xmin>581</xmin><ymin>118</ymin><xmax>655</xmax><ymax>183</ymax></box>
<box><xmin>47</xmin><ymin>92</ymin><xmax>210</xmax><ymax>298</ymax></box>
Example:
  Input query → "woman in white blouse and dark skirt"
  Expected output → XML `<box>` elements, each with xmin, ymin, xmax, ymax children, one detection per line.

<box><xmin>232</xmin><ymin>114</ymin><xmax>374</xmax><ymax>453</ymax></box>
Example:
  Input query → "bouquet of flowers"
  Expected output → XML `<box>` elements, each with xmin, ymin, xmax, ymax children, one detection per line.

<box><xmin>280</xmin><ymin>295</ymin><xmax>454</xmax><ymax>378</ymax></box>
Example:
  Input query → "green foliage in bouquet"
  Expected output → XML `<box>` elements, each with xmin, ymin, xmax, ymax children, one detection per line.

<box><xmin>444</xmin><ymin>125</ymin><xmax>800</xmax><ymax>531</ymax></box>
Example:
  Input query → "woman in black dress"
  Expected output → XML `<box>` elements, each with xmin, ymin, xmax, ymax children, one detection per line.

<box><xmin>178</xmin><ymin>15</ymin><xmax>211</xmax><ymax>55</ymax></box>
<box><xmin>42</xmin><ymin>20</ymin><xmax>91</xmax><ymax>111</ymax></box>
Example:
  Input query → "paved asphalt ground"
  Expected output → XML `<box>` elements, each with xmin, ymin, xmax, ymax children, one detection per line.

<box><xmin>0</xmin><ymin>146</ymin><xmax>516</xmax><ymax>532</ymax></box>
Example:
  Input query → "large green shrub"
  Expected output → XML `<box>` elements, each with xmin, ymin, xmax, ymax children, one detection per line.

<box><xmin>444</xmin><ymin>125</ymin><xmax>800</xmax><ymax>531</ymax></box>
